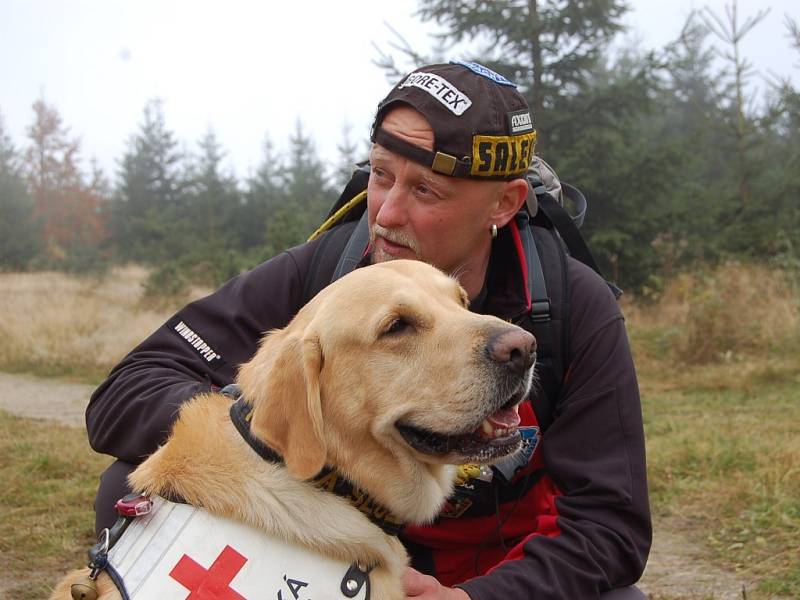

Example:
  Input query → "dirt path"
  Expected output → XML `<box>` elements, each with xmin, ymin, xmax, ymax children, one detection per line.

<box><xmin>0</xmin><ymin>371</ymin><xmax>768</xmax><ymax>599</ymax></box>
<box><xmin>0</xmin><ymin>371</ymin><xmax>95</xmax><ymax>428</ymax></box>
<box><xmin>642</xmin><ymin>523</ymin><xmax>754</xmax><ymax>599</ymax></box>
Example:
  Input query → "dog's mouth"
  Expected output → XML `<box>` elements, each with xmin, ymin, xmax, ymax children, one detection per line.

<box><xmin>396</xmin><ymin>395</ymin><xmax>523</xmax><ymax>463</ymax></box>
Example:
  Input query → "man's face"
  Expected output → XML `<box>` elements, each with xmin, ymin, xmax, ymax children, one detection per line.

<box><xmin>367</xmin><ymin>106</ymin><xmax>506</xmax><ymax>282</ymax></box>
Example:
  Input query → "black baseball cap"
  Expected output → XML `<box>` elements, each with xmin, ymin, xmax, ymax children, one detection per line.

<box><xmin>370</xmin><ymin>61</ymin><xmax>537</xmax><ymax>181</ymax></box>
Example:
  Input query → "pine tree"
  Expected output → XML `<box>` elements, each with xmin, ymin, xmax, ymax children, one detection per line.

<box><xmin>181</xmin><ymin>128</ymin><xmax>243</xmax><ymax>285</ymax></box>
<box><xmin>643</xmin><ymin>15</ymin><xmax>733</xmax><ymax>269</ymax></box>
<box><xmin>0</xmin><ymin>110</ymin><xmax>41</xmax><ymax>269</ymax></box>
<box><xmin>114</xmin><ymin>99</ymin><xmax>184</xmax><ymax>262</ymax></box>
<box><xmin>265</xmin><ymin>121</ymin><xmax>336</xmax><ymax>255</ymax></box>
<box><xmin>187</xmin><ymin>129</ymin><xmax>239</xmax><ymax>244</ymax></box>
<box><xmin>548</xmin><ymin>47</ymin><xmax>673</xmax><ymax>288</ymax></box>
<box><xmin>746</xmin><ymin>16</ymin><xmax>800</xmax><ymax>266</ymax></box>
<box><xmin>241</xmin><ymin>135</ymin><xmax>286</xmax><ymax>255</ymax></box>
<box><xmin>407</xmin><ymin>0</ymin><xmax>629</xmax><ymax>150</ymax></box>
<box><xmin>334</xmin><ymin>122</ymin><xmax>366</xmax><ymax>188</ymax></box>
<box><xmin>701</xmin><ymin>0</ymin><xmax>769</xmax><ymax>215</ymax></box>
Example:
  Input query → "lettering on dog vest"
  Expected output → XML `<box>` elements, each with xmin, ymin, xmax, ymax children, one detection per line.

<box><xmin>278</xmin><ymin>574</ymin><xmax>310</xmax><ymax>599</ymax></box>
<box><xmin>398</xmin><ymin>72</ymin><xmax>472</xmax><ymax>115</ymax></box>
<box><xmin>471</xmin><ymin>132</ymin><xmax>537</xmax><ymax>178</ymax></box>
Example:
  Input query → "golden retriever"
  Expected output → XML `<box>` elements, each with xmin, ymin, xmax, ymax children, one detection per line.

<box><xmin>52</xmin><ymin>259</ymin><xmax>535</xmax><ymax>600</ymax></box>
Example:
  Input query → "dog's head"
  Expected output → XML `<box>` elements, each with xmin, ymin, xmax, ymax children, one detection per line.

<box><xmin>238</xmin><ymin>260</ymin><xmax>536</xmax><ymax>487</ymax></box>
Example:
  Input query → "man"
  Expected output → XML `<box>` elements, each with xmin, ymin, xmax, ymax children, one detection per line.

<box><xmin>87</xmin><ymin>62</ymin><xmax>650</xmax><ymax>599</ymax></box>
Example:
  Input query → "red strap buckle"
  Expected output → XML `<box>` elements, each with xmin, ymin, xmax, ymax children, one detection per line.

<box><xmin>115</xmin><ymin>493</ymin><xmax>153</xmax><ymax>517</ymax></box>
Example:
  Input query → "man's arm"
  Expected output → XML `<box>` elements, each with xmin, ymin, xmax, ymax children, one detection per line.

<box><xmin>457</xmin><ymin>259</ymin><xmax>651</xmax><ymax>598</ymax></box>
<box><xmin>86</xmin><ymin>245</ymin><xmax>316</xmax><ymax>463</ymax></box>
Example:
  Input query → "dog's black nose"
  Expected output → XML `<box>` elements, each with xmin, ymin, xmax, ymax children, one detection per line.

<box><xmin>487</xmin><ymin>328</ymin><xmax>536</xmax><ymax>375</ymax></box>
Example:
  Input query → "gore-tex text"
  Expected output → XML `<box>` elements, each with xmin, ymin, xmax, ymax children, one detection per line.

<box><xmin>398</xmin><ymin>72</ymin><xmax>472</xmax><ymax>115</ymax></box>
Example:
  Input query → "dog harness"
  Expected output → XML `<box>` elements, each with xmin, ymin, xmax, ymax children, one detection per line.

<box><xmin>226</xmin><ymin>386</ymin><xmax>406</xmax><ymax>536</ymax></box>
<box><xmin>82</xmin><ymin>495</ymin><xmax>371</xmax><ymax>600</ymax></box>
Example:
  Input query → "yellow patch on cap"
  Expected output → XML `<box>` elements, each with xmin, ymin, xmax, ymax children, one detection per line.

<box><xmin>470</xmin><ymin>132</ymin><xmax>537</xmax><ymax>178</ymax></box>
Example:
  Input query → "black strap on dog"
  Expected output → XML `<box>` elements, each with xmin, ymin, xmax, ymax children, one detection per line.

<box><xmin>341</xmin><ymin>563</ymin><xmax>372</xmax><ymax>599</ymax></box>
<box><xmin>226</xmin><ymin>385</ymin><xmax>284</xmax><ymax>464</ymax></box>
<box><xmin>226</xmin><ymin>388</ymin><xmax>405</xmax><ymax>537</ymax></box>
<box><xmin>72</xmin><ymin>514</ymin><xmax>134</xmax><ymax>600</ymax></box>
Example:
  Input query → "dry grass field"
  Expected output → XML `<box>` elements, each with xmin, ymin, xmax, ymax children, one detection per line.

<box><xmin>0</xmin><ymin>262</ymin><xmax>798</xmax><ymax>598</ymax></box>
<box><xmin>0</xmin><ymin>265</ymin><xmax>211</xmax><ymax>382</ymax></box>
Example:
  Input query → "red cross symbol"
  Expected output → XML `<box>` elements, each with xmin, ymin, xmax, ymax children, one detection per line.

<box><xmin>169</xmin><ymin>544</ymin><xmax>247</xmax><ymax>599</ymax></box>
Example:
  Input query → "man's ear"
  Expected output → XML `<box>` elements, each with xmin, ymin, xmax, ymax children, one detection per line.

<box><xmin>491</xmin><ymin>178</ymin><xmax>529</xmax><ymax>228</ymax></box>
<box><xmin>237</xmin><ymin>329</ymin><xmax>325</xmax><ymax>480</ymax></box>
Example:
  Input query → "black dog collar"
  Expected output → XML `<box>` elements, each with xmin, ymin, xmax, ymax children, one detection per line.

<box><xmin>227</xmin><ymin>389</ymin><xmax>405</xmax><ymax>537</ymax></box>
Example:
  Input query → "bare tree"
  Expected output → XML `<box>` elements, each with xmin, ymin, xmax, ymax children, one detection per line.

<box><xmin>701</xmin><ymin>0</ymin><xmax>769</xmax><ymax>211</ymax></box>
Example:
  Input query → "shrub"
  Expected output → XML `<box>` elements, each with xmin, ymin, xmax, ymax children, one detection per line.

<box><xmin>627</xmin><ymin>262</ymin><xmax>800</xmax><ymax>364</ymax></box>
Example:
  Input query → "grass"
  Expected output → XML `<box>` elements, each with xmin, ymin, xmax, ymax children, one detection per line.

<box><xmin>640</xmin><ymin>378</ymin><xmax>800</xmax><ymax>596</ymax></box>
<box><xmin>0</xmin><ymin>262</ymin><xmax>798</xmax><ymax>597</ymax></box>
<box><xmin>0</xmin><ymin>266</ymin><xmax>210</xmax><ymax>382</ymax></box>
<box><xmin>626</xmin><ymin>263</ymin><xmax>800</xmax><ymax>597</ymax></box>
<box><xmin>0</xmin><ymin>411</ymin><xmax>112</xmax><ymax>599</ymax></box>
<box><xmin>625</xmin><ymin>262</ymin><xmax>800</xmax><ymax>366</ymax></box>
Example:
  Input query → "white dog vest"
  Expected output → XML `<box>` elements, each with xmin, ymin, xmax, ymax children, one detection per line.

<box><xmin>106</xmin><ymin>496</ymin><xmax>370</xmax><ymax>599</ymax></box>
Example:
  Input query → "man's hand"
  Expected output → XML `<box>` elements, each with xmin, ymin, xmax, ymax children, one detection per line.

<box><xmin>402</xmin><ymin>567</ymin><xmax>471</xmax><ymax>599</ymax></box>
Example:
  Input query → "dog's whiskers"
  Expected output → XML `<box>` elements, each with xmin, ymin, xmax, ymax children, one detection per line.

<box><xmin>449</xmin><ymin>262</ymin><xmax>470</xmax><ymax>283</ymax></box>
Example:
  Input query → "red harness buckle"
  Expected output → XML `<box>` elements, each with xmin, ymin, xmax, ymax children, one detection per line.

<box><xmin>115</xmin><ymin>493</ymin><xmax>153</xmax><ymax>517</ymax></box>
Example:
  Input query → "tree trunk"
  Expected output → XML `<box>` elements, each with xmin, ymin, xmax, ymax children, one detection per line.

<box><xmin>733</xmin><ymin>34</ymin><xmax>750</xmax><ymax>211</ymax></box>
<box><xmin>528</xmin><ymin>0</ymin><xmax>546</xmax><ymax>150</ymax></box>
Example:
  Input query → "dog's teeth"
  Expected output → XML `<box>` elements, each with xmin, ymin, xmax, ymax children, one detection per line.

<box><xmin>481</xmin><ymin>421</ymin><xmax>518</xmax><ymax>439</ymax></box>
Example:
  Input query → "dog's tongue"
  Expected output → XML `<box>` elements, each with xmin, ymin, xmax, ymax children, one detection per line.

<box><xmin>479</xmin><ymin>405</ymin><xmax>521</xmax><ymax>439</ymax></box>
<box><xmin>487</xmin><ymin>405</ymin><xmax>521</xmax><ymax>428</ymax></box>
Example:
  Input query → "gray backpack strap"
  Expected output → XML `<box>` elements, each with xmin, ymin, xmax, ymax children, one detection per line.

<box><xmin>301</xmin><ymin>219</ymin><xmax>361</xmax><ymax>303</ymax></box>
<box><xmin>332</xmin><ymin>211</ymin><xmax>370</xmax><ymax>281</ymax></box>
<box><xmin>560</xmin><ymin>182</ymin><xmax>587</xmax><ymax>228</ymax></box>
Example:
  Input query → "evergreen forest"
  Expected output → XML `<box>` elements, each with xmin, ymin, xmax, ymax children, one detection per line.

<box><xmin>1</xmin><ymin>1</ymin><xmax>798</xmax><ymax>296</ymax></box>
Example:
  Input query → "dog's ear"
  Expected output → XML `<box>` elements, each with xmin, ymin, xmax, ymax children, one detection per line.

<box><xmin>238</xmin><ymin>329</ymin><xmax>326</xmax><ymax>480</ymax></box>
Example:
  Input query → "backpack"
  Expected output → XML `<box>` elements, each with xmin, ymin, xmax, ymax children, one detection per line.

<box><xmin>301</xmin><ymin>158</ymin><xmax>620</xmax><ymax>433</ymax></box>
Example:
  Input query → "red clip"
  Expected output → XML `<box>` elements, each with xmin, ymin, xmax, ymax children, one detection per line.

<box><xmin>115</xmin><ymin>493</ymin><xmax>153</xmax><ymax>517</ymax></box>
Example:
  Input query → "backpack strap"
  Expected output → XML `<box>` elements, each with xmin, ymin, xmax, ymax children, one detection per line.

<box><xmin>302</xmin><ymin>219</ymin><xmax>361</xmax><ymax>303</ymax></box>
<box><xmin>332</xmin><ymin>211</ymin><xmax>370</xmax><ymax>280</ymax></box>
<box><xmin>535</xmin><ymin>189</ymin><xmax>622</xmax><ymax>299</ymax></box>
<box><xmin>303</xmin><ymin>166</ymin><xmax>371</xmax><ymax>301</ymax></box>
<box><xmin>511</xmin><ymin>211</ymin><xmax>569</xmax><ymax>432</ymax></box>
<box><xmin>308</xmin><ymin>164</ymin><xmax>370</xmax><ymax>241</ymax></box>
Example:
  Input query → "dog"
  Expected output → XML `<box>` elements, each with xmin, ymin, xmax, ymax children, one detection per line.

<box><xmin>51</xmin><ymin>259</ymin><xmax>536</xmax><ymax>599</ymax></box>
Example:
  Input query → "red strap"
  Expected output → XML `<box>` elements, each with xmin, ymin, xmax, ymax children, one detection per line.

<box><xmin>507</xmin><ymin>219</ymin><xmax>532</xmax><ymax>311</ymax></box>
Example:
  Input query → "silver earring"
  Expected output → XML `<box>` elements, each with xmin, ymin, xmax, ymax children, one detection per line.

<box><xmin>491</xmin><ymin>224</ymin><xmax>498</xmax><ymax>239</ymax></box>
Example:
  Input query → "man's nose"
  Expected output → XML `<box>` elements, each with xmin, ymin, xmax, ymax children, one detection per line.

<box><xmin>374</xmin><ymin>184</ymin><xmax>409</xmax><ymax>229</ymax></box>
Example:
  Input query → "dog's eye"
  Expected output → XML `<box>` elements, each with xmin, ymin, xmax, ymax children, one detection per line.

<box><xmin>383</xmin><ymin>316</ymin><xmax>413</xmax><ymax>336</ymax></box>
